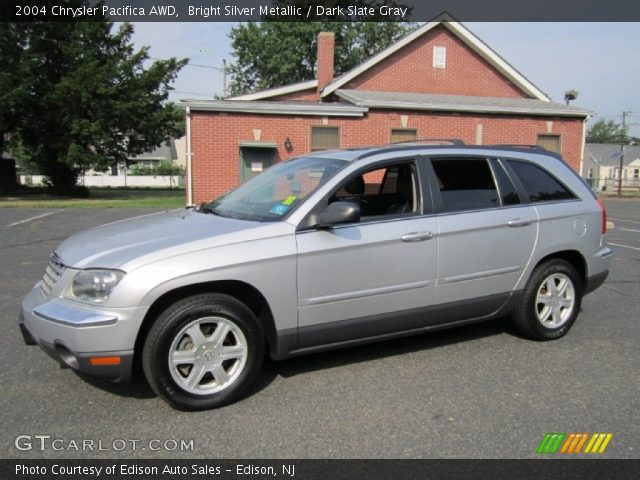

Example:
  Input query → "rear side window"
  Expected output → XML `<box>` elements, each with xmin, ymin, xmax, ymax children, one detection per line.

<box><xmin>493</xmin><ymin>160</ymin><xmax>520</xmax><ymax>206</ymax></box>
<box><xmin>508</xmin><ymin>160</ymin><xmax>574</xmax><ymax>202</ymax></box>
<box><xmin>432</xmin><ymin>158</ymin><xmax>499</xmax><ymax>212</ymax></box>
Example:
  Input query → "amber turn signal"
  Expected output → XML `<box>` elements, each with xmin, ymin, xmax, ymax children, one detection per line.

<box><xmin>89</xmin><ymin>356</ymin><xmax>121</xmax><ymax>366</ymax></box>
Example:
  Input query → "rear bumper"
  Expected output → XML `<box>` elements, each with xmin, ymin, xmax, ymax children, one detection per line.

<box><xmin>584</xmin><ymin>245</ymin><xmax>613</xmax><ymax>295</ymax></box>
<box><xmin>19</xmin><ymin>283</ymin><xmax>144</xmax><ymax>383</ymax></box>
<box><xmin>584</xmin><ymin>270</ymin><xmax>609</xmax><ymax>295</ymax></box>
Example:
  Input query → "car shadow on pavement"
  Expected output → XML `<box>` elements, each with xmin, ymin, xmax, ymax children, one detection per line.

<box><xmin>272</xmin><ymin>318</ymin><xmax>509</xmax><ymax>378</ymax></box>
<box><xmin>72</xmin><ymin>359</ymin><xmax>279</xmax><ymax>403</ymax></box>
<box><xmin>72</xmin><ymin>371</ymin><xmax>156</xmax><ymax>399</ymax></box>
<box><xmin>69</xmin><ymin>319</ymin><xmax>508</xmax><ymax>402</ymax></box>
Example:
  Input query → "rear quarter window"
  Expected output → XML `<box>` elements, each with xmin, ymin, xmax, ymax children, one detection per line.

<box><xmin>507</xmin><ymin>160</ymin><xmax>575</xmax><ymax>202</ymax></box>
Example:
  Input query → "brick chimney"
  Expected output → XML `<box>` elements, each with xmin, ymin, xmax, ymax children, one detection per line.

<box><xmin>317</xmin><ymin>32</ymin><xmax>335</xmax><ymax>94</ymax></box>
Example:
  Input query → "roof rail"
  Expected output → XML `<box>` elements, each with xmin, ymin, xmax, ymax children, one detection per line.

<box><xmin>390</xmin><ymin>138</ymin><xmax>465</xmax><ymax>146</ymax></box>
<box><xmin>490</xmin><ymin>144</ymin><xmax>547</xmax><ymax>151</ymax></box>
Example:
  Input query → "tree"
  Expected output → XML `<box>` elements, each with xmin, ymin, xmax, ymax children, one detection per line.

<box><xmin>586</xmin><ymin>118</ymin><xmax>629</xmax><ymax>144</ymax></box>
<box><xmin>0</xmin><ymin>7</ymin><xmax>187</xmax><ymax>193</ymax></box>
<box><xmin>0</xmin><ymin>23</ymin><xmax>31</xmax><ymax>159</ymax></box>
<box><xmin>227</xmin><ymin>22</ymin><xmax>415</xmax><ymax>97</ymax></box>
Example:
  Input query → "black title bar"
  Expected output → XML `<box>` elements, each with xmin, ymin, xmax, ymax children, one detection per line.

<box><xmin>4</xmin><ymin>0</ymin><xmax>640</xmax><ymax>22</ymax></box>
<box><xmin>3</xmin><ymin>459</ymin><xmax>640</xmax><ymax>480</ymax></box>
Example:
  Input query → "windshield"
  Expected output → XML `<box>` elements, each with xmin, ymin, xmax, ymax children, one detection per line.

<box><xmin>198</xmin><ymin>156</ymin><xmax>347</xmax><ymax>222</ymax></box>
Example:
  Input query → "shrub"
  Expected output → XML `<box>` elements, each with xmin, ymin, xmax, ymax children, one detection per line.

<box><xmin>129</xmin><ymin>161</ymin><xmax>184</xmax><ymax>176</ymax></box>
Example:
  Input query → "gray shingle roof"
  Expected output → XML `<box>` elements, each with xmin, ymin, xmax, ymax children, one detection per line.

<box><xmin>585</xmin><ymin>143</ymin><xmax>640</xmax><ymax>167</ymax></box>
<box><xmin>335</xmin><ymin>90</ymin><xmax>592</xmax><ymax>118</ymax></box>
<box><xmin>129</xmin><ymin>140</ymin><xmax>177</xmax><ymax>161</ymax></box>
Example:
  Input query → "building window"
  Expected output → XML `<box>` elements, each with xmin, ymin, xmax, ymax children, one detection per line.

<box><xmin>311</xmin><ymin>126</ymin><xmax>339</xmax><ymax>151</ymax></box>
<box><xmin>433</xmin><ymin>46</ymin><xmax>446</xmax><ymax>69</ymax></box>
<box><xmin>390</xmin><ymin>128</ymin><xmax>418</xmax><ymax>143</ymax></box>
<box><xmin>536</xmin><ymin>134</ymin><xmax>561</xmax><ymax>153</ymax></box>
<box><xmin>634</xmin><ymin>168</ymin><xmax>639</xmax><ymax>179</ymax></box>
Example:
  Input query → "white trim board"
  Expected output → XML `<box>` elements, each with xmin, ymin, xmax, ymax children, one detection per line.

<box><xmin>229</xmin><ymin>80</ymin><xmax>318</xmax><ymax>101</ymax></box>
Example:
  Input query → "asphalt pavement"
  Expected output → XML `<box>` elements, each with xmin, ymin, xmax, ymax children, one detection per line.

<box><xmin>0</xmin><ymin>200</ymin><xmax>638</xmax><ymax>459</ymax></box>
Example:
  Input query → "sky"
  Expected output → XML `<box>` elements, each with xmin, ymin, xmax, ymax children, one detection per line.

<box><xmin>128</xmin><ymin>22</ymin><xmax>640</xmax><ymax>136</ymax></box>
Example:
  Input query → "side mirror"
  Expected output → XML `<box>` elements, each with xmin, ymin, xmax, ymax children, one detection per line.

<box><xmin>316</xmin><ymin>201</ymin><xmax>360</xmax><ymax>228</ymax></box>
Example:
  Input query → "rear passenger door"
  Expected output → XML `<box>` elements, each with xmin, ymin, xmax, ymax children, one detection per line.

<box><xmin>426</xmin><ymin>156</ymin><xmax>537</xmax><ymax>314</ymax></box>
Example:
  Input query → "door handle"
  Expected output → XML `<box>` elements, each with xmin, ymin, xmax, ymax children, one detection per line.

<box><xmin>401</xmin><ymin>231</ymin><xmax>433</xmax><ymax>242</ymax></box>
<box><xmin>507</xmin><ymin>219</ymin><xmax>532</xmax><ymax>227</ymax></box>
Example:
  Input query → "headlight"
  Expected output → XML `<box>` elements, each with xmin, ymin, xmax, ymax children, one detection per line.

<box><xmin>67</xmin><ymin>269</ymin><xmax>125</xmax><ymax>304</ymax></box>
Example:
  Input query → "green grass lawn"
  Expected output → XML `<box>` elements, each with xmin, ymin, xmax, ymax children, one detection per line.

<box><xmin>0</xmin><ymin>188</ymin><xmax>186</xmax><ymax>209</ymax></box>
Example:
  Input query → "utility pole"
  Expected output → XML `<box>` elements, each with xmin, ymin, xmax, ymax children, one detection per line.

<box><xmin>222</xmin><ymin>59</ymin><xmax>228</xmax><ymax>98</ymax></box>
<box><xmin>618</xmin><ymin>111</ymin><xmax>631</xmax><ymax>197</ymax></box>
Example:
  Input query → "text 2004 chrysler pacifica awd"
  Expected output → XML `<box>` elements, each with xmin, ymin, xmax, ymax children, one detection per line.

<box><xmin>20</xmin><ymin>144</ymin><xmax>612</xmax><ymax>410</ymax></box>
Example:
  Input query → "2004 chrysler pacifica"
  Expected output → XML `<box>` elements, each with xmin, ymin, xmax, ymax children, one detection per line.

<box><xmin>19</xmin><ymin>143</ymin><xmax>612</xmax><ymax>410</ymax></box>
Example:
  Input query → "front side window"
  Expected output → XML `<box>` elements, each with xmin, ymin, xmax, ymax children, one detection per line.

<box><xmin>431</xmin><ymin>158</ymin><xmax>499</xmax><ymax>212</ymax></box>
<box><xmin>507</xmin><ymin>160</ymin><xmax>574</xmax><ymax>202</ymax></box>
<box><xmin>199</xmin><ymin>157</ymin><xmax>346</xmax><ymax>222</ymax></box>
<box><xmin>331</xmin><ymin>162</ymin><xmax>419</xmax><ymax>218</ymax></box>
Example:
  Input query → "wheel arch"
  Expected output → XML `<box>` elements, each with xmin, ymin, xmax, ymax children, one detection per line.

<box><xmin>533</xmin><ymin>250</ymin><xmax>587</xmax><ymax>287</ymax></box>
<box><xmin>133</xmin><ymin>280</ymin><xmax>279</xmax><ymax>375</ymax></box>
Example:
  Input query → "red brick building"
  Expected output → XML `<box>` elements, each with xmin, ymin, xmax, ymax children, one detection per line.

<box><xmin>182</xmin><ymin>18</ymin><xmax>591</xmax><ymax>205</ymax></box>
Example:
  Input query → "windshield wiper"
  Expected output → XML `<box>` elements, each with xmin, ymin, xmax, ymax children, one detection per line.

<box><xmin>197</xmin><ymin>203</ymin><xmax>229</xmax><ymax>218</ymax></box>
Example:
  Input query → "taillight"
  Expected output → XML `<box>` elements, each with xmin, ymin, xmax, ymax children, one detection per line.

<box><xmin>596</xmin><ymin>197</ymin><xmax>607</xmax><ymax>235</ymax></box>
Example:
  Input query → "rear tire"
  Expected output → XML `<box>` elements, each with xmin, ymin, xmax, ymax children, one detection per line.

<box><xmin>142</xmin><ymin>293</ymin><xmax>264</xmax><ymax>410</ymax></box>
<box><xmin>512</xmin><ymin>259</ymin><xmax>582</xmax><ymax>340</ymax></box>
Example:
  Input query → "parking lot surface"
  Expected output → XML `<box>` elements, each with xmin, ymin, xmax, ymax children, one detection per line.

<box><xmin>1</xmin><ymin>200</ymin><xmax>638</xmax><ymax>458</ymax></box>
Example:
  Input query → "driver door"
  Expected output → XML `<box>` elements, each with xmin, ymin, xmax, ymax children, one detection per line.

<box><xmin>295</xmin><ymin>159</ymin><xmax>438</xmax><ymax>349</ymax></box>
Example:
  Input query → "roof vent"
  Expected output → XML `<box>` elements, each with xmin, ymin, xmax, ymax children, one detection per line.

<box><xmin>433</xmin><ymin>46</ymin><xmax>446</xmax><ymax>69</ymax></box>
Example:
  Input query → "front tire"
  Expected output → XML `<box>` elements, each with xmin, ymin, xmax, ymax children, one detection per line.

<box><xmin>512</xmin><ymin>259</ymin><xmax>582</xmax><ymax>340</ymax></box>
<box><xmin>142</xmin><ymin>293</ymin><xmax>264</xmax><ymax>410</ymax></box>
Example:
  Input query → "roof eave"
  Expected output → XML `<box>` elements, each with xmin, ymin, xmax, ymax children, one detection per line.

<box><xmin>180</xmin><ymin>100</ymin><xmax>367</xmax><ymax>117</ymax></box>
<box><xmin>366</xmin><ymin>103</ymin><xmax>590</xmax><ymax>117</ymax></box>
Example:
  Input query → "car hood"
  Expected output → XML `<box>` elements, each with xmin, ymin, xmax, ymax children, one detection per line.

<box><xmin>55</xmin><ymin>209</ymin><xmax>270</xmax><ymax>270</ymax></box>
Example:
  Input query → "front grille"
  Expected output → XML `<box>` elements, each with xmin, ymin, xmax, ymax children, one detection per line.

<box><xmin>41</xmin><ymin>253</ymin><xmax>66</xmax><ymax>297</ymax></box>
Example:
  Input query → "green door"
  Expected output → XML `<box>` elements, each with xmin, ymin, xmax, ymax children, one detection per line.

<box><xmin>240</xmin><ymin>147</ymin><xmax>275</xmax><ymax>182</ymax></box>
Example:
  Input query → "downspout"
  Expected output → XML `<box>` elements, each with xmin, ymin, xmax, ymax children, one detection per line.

<box><xmin>186</xmin><ymin>106</ymin><xmax>194</xmax><ymax>206</ymax></box>
<box><xmin>579</xmin><ymin>114</ymin><xmax>590</xmax><ymax>178</ymax></box>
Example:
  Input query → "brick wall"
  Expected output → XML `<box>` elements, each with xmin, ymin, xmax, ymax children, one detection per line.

<box><xmin>270</xmin><ymin>89</ymin><xmax>319</xmax><ymax>101</ymax></box>
<box><xmin>343</xmin><ymin>25</ymin><xmax>528</xmax><ymax>98</ymax></box>
<box><xmin>189</xmin><ymin>110</ymin><xmax>584</xmax><ymax>204</ymax></box>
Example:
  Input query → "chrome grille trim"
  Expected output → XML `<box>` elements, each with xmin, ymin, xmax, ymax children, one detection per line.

<box><xmin>40</xmin><ymin>253</ymin><xmax>66</xmax><ymax>297</ymax></box>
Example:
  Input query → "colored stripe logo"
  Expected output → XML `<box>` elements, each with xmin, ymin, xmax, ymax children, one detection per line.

<box><xmin>537</xmin><ymin>433</ymin><xmax>613</xmax><ymax>454</ymax></box>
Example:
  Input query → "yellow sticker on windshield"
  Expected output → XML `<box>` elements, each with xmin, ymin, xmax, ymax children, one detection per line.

<box><xmin>282</xmin><ymin>195</ymin><xmax>297</xmax><ymax>206</ymax></box>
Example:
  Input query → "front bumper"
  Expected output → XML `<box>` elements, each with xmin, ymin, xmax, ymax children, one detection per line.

<box><xmin>19</xmin><ymin>282</ymin><xmax>147</xmax><ymax>382</ymax></box>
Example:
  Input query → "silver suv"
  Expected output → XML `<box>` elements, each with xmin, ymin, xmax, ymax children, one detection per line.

<box><xmin>19</xmin><ymin>143</ymin><xmax>612</xmax><ymax>410</ymax></box>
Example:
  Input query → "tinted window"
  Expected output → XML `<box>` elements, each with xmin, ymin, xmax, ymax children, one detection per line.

<box><xmin>432</xmin><ymin>158</ymin><xmax>499</xmax><ymax>212</ymax></box>
<box><xmin>493</xmin><ymin>160</ymin><xmax>520</xmax><ymax>205</ymax></box>
<box><xmin>508</xmin><ymin>160</ymin><xmax>574</xmax><ymax>202</ymax></box>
